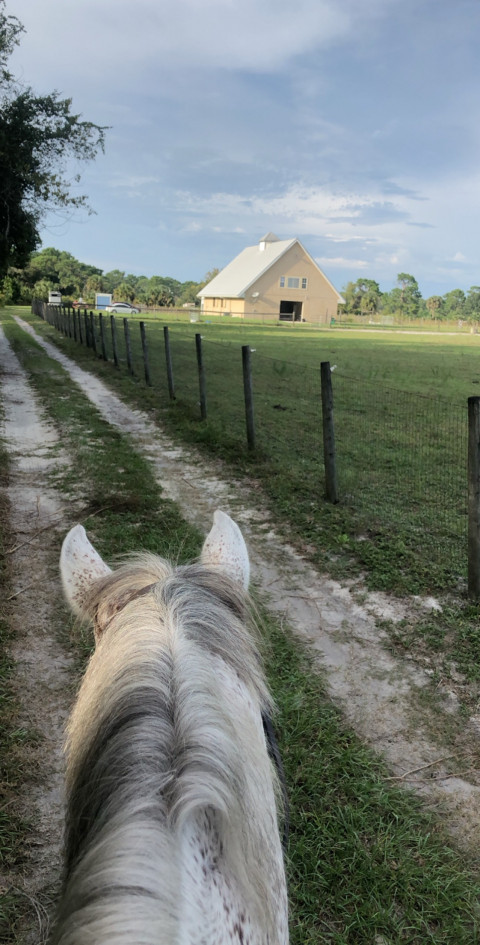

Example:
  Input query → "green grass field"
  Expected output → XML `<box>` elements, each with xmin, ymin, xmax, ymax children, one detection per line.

<box><xmin>12</xmin><ymin>306</ymin><xmax>480</xmax><ymax>696</ymax></box>
<box><xmin>3</xmin><ymin>311</ymin><xmax>480</xmax><ymax>944</ymax></box>
<box><xmin>26</xmin><ymin>307</ymin><xmax>473</xmax><ymax>594</ymax></box>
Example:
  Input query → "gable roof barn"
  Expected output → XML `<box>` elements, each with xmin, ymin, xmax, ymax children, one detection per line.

<box><xmin>197</xmin><ymin>234</ymin><xmax>296</xmax><ymax>300</ymax></box>
<box><xmin>197</xmin><ymin>234</ymin><xmax>344</xmax><ymax>324</ymax></box>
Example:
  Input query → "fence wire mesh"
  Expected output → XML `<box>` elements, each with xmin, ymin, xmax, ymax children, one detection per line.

<box><xmin>332</xmin><ymin>370</ymin><xmax>468</xmax><ymax>580</ymax></box>
<box><xmin>36</xmin><ymin>303</ymin><xmax>470</xmax><ymax>587</ymax></box>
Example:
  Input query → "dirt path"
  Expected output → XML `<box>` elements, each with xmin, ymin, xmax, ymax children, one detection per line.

<box><xmin>0</xmin><ymin>325</ymin><xmax>75</xmax><ymax>942</ymax></box>
<box><xmin>2</xmin><ymin>316</ymin><xmax>480</xmax><ymax>936</ymax></box>
<box><xmin>12</xmin><ymin>315</ymin><xmax>480</xmax><ymax>847</ymax></box>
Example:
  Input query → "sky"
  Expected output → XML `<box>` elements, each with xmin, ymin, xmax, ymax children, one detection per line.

<box><xmin>8</xmin><ymin>0</ymin><xmax>480</xmax><ymax>297</ymax></box>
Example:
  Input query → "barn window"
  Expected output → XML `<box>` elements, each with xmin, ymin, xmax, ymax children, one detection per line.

<box><xmin>287</xmin><ymin>277</ymin><xmax>299</xmax><ymax>288</ymax></box>
<box><xmin>302</xmin><ymin>277</ymin><xmax>307</xmax><ymax>289</ymax></box>
<box><xmin>280</xmin><ymin>276</ymin><xmax>285</xmax><ymax>287</ymax></box>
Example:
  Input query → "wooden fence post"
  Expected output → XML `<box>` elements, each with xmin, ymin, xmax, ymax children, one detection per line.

<box><xmin>111</xmin><ymin>315</ymin><xmax>119</xmax><ymax>367</ymax></box>
<box><xmin>99</xmin><ymin>313</ymin><xmax>107</xmax><ymax>360</ymax></box>
<box><xmin>140</xmin><ymin>321</ymin><xmax>151</xmax><ymax>386</ymax></box>
<box><xmin>83</xmin><ymin>310</ymin><xmax>90</xmax><ymax>347</ymax></box>
<box><xmin>468</xmin><ymin>396</ymin><xmax>480</xmax><ymax>599</ymax></box>
<box><xmin>164</xmin><ymin>326</ymin><xmax>175</xmax><ymax>400</ymax></box>
<box><xmin>195</xmin><ymin>333</ymin><xmax>207</xmax><ymax>420</ymax></box>
<box><xmin>89</xmin><ymin>312</ymin><xmax>97</xmax><ymax>355</ymax></box>
<box><xmin>123</xmin><ymin>318</ymin><xmax>133</xmax><ymax>374</ymax></box>
<box><xmin>242</xmin><ymin>345</ymin><xmax>255</xmax><ymax>450</ymax></box>
<box><xmin>320</xmin><ymin>361</ymin><xmax>339</xmax><ymax>504</ymax></box>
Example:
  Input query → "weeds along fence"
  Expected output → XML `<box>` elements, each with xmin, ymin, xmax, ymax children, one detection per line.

<box><xmin>33</xmin><ymin>301</ymin><xmax>478</xmax><ymax>596</ymax></box>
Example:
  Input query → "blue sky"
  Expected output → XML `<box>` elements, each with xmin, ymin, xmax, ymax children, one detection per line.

<box><xmin>9</xmin><ymin>0</ymin><xmax>480</xmax><ymax>297</ymax></box>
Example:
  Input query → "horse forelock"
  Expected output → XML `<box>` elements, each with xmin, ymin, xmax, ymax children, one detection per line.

<box><xmin>57</xmin><ymin>554</ymin><xmax>287</xmax><ymax>945</ymax></box>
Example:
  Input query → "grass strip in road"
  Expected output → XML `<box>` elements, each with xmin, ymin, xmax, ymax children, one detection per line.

<box><xmin>3</xmin><ymin>311</ymin><xmax>480</xmax><ymax>943</ymax></box>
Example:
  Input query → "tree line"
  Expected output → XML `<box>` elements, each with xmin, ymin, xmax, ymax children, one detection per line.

<box><xmin>2</xmin><ymin>246</ymin><xmax>218</xmax><ymax>308</ymax></box>
<box><xmin>5</xmin><ymin>250</ymin><xmax>480</xmax><ymax>321</ymax></box>
<box><xmin>342</xmin><ymin>274</ymin><xmax>480</xmax><ymax>322</ymax></box>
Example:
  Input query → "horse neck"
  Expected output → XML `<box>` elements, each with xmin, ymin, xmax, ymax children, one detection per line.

<box><xmin>58</xmin><ymin>570</ymin><xmax>287</xmax><ymax>944</ymax></box>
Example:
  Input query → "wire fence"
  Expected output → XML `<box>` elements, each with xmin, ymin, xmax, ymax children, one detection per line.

<box><xmin>332</xmin><ymin>372</ymin><xmax>468</xmax><ymax>579</ymax></box>
<box><xmin>33</xmin><ymin>302</ymin><xmax>470</xmax><ymax>590</ymax></box>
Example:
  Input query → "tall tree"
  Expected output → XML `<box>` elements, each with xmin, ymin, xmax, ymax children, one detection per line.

<box><xmin>0</xmin><ymin>1</ymin><xmax>106</xmax><ymax>279</ymax></box>
<box><xmin>341</xmin><ymin>278</ymin><xmax>382</xmax><ymax>315</ymax></box>
<box><xmin>442</xmin><ymin>289</ymin><xmax>466</xmax><ymax>319</ymax></box>
<box><xmin>465</xmin><ymin>286</ymin><xmax>480</xmax><ymax>321</ymax></box>
<box><xmin>425</xmin><ymin>296</ymin><xmax>444</xmax><ymax>319</ymax></box>
<box><xmin>395</xmin><ymin>273</ymin><xmax>422</xmax><ymax>318</ymax></box>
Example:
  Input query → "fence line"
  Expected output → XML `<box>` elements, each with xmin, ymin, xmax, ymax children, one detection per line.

<box><xmin>31</xmin><ymin>300</ymin><xmax>474</xmax><ymax>595</ymax></box>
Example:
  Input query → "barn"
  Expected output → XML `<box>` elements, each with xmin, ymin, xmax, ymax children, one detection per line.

<box><xmin>197</xmin><ymin>233</ymin><xmax>344</xmax><ymax>324</ymax></box>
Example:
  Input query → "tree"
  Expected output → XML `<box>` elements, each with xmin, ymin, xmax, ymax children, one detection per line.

<box><xmin>103</xmin><ymin>270</ymin><xmax>126</xmax><ymax>293</ymax></box>
<box><xmin>425</xmin><ymin>296</ymin><xmax>444</xmax><ymax>319</ymax></box>
<box><xmin>115</xmin><ymin>282</ymin><xmax>136</xmax><ymax>302</ymax></box>
<box><xmin>17</xmin><ymin>246</ymin><xmax>101</xmax><ymax>297</ymax></box>
<box><xmin>202</xmin><ymin>268</ymin><xmax>220</xmax><ymax>285</ymax></box>
<box><xmin>0</xmin><ymin>1</ymin><xmax>106</xmax><ymax>280</ymax></box>
<box><xmin>178</xmin><ymin>280</ymin><xmax>200</xmax><ymax>305</ymax></box>
<box><xmin>341</xmin><ymin>278</ymin><xmax>382</xmax><ymax>316</ymax></box>
<box><xmin>385</xmin><ymin>272</ymin><xmax>424</xmax><ymax>318</ymax></box>
<box><xmin>442</xmin><ymin>289</ymin><xmax>466</xmax><ymax>319</ymax></box>
<box><xmin>466</xmin><ymin>287</ymin><xmax>480</xmax><ymax>321</ymax></box>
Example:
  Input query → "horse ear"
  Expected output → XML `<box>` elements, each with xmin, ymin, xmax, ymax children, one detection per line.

<box><xmin>60</xmin><ymin>524</ymin><xmax>111</xmax><ymax>616</ymax></box>
<box><xmin>201</xmin><ymin>510</ymin><xmax>250</xmax><ymax>590</ymax></box>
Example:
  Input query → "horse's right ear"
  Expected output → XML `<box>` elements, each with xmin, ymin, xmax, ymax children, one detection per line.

<box><xmin>60</xmin><ymin>524</ymin><xmax>111</xmax><ymax>616</ymax></box>
<box><xmin>201</xmin><ymin>510</ymin><xmax>250</xmax><ymax>590</ymax></box>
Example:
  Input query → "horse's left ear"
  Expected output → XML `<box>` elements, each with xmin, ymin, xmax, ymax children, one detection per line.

<box><xmin>201</xmin><ymin>510</ymin><xmax>250</xmax><ymax>590</ymax></box>
<box><xmin>60</xmin><ymin>524</ymin><xmax>111</xmax><ymax>616</ymax></box>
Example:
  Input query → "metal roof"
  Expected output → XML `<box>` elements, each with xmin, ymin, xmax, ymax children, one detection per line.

<box><xmin>197</xmin><ymin>237</ymin><xmax>297</xmax><ymax>299</ymax></box>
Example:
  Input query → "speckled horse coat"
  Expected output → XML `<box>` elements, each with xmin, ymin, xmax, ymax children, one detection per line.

<box><xmin>52</xmin><ymin>511</ymin><xmax>289</xmax><ymax>945</ymax></box>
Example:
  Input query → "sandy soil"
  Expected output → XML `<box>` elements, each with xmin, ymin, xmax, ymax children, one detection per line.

<box><xmin>0</xmin><ymin>325</ymin><xmax>75</xmax><ymax>942</ymax></box>
<box><xmin>2</xmin><ymin>316</ymin><xmax>480</xmax><ymax>937</ymax></box>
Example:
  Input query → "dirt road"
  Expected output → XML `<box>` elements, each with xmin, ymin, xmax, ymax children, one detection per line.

<box><xmin>2</xmin><ymin>316</ymin><xmax>480</xmax><ymax>937</ymax></box>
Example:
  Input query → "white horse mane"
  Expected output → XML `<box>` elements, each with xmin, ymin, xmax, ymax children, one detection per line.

<box><xmin>52</xmin><ymin>516</ymin><xmax>288</xmax><ymax>945</ymax></box>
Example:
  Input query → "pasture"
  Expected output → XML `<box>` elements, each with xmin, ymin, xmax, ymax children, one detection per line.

<box><xmin>1</xmin><ymin>310</ymin><xmax>480</xmax><ymax>943</ymax></box>
<box><xmin>25</xmin><ymin>307</ymin><xmax>476</xmax><ymax>593</ymax></box>
<box><xmin>16</xmin><ymin>306</ymin><xmax>480</xmax><ymax>691</ymax></box>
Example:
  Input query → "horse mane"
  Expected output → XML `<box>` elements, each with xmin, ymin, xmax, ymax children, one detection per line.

<box><xmin>51</xmin><ymin>555</ymin><xmax>284</xmax><ymax>945</ymax></box>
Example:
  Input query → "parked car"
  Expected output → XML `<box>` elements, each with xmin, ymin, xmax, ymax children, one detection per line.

<box><xmin>105</xmin><ymin>302</ymin><xmax>140</xmax><ymax>314</ymax></box>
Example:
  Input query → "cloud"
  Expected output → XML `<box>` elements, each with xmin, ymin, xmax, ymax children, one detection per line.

<box><xmin>11</xmin><ymin>0</ymin><xmax>408</xmax><ymax>116</ymax></box>
<box><xmin>316</xmin><ymin>256</ymin><xmax>368</xmax><ymax>269</ymax></box>
<box><xmin>108</xmin><ymin>175</ymin><xmax>161</xmax><ymax>191</ymax></box>
<box><xmin>172</xmin><ymin>181</ymin><xmax>423</xmax><ymax>240</ymax></box>
<box><xmin>12</xmin><ymin>0</ymin><xmax>356</xmax><ymax>85</ymax></box>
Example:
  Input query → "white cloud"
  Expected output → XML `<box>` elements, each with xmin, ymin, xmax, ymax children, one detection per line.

<box><xmin>12</xmin><ymin>0</ymin><xmax>400</xmax><ymax>94</ymax></box>
<box><xmin>12</xmin><ymin>0</ymin><xmax>350</xmax><ymax>85</ymax></box>
<box><xmin>108</xmin><ymin>175</ymin><xmax>161</xmax><ymax>190</ymax></box>
<box><xmin>316</xmin><ymin>256</ymin><xmax>368</xmax><ymax>269</ymax></box>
